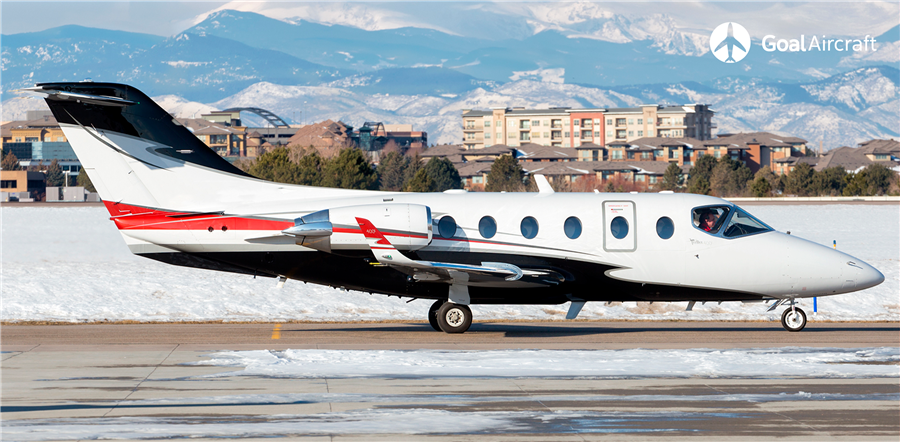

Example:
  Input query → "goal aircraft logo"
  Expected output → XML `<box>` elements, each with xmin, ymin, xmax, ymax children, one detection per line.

<box><xmin>710</xmin><ymin>22</ymin><xmax>751</xmax><ymax>63</ymax></box>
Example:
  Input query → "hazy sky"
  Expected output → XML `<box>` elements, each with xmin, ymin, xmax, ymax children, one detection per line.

<box><xmin>2</xmin><ymin>1</ymin><xmax>897</xmax><ymax>38</ymax></box>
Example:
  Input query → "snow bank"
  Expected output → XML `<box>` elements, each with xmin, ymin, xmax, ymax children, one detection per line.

<box><xmin>1</xmin><ymin>205</ymin><xmax>897</xmax><ymax>323</ymax></box>
<box><xmin>190</xmin><ymin>347</ymin><xmax>900</xmax><ymax>379</ymax></box>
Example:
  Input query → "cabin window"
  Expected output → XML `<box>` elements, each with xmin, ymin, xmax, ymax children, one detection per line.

<box><xmin>656</xmin><ymin>217</ymin><xmax>674</xmax><ymax>239</ymax></box>
<box><xmin>722</xmin><ymin>207</ymin><xmax>772</xmax><ymax>238</ymax></box>
<box><xmin>692</xmin><ymin>206</ymin><xmax>731</xmax><ymax>235</ymax></box>
<box><xmin>520</xmin><ymin>216</ymin><xmax>539</xmax><ymax>239</ymax></box>
<box><xmin>610</xmin><ymin>216</ymin><xmax>629</xmax><ymax>239</ymax></box>
<box><xmin>438</xmin><ymin>216</ymin><xmax>457</xmax><ymax>239</ymax></box>
<box><xmin>479</xmin><ymin>216</ymin><xmax>497</xmax><ymax>239</ymax></box>
<box><xmin>564</xmin><ymin>216</ymin><xmax>582</xmax><ymax>239</ymax></box>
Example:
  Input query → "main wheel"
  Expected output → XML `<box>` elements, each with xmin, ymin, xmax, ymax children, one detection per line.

<box><xmin>428</xmin><ymin>300</ymin><xmax>443</xmax><ymax>331</ymax></box>
<box><xmin>781</xmin><ymin>307</ymin><xmax>807</xmax><ymax>332</ymax></box>
<box><xmin>436</xmin><ymin>302</ymin><xmax>472</xmax><ymax>334</ymax></box>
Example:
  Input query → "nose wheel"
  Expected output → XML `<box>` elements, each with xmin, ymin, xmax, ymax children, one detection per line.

<box><xmin>435</xmin><ymin>302</ymin><xmax>472</xmax><ymax>334</ymax></box>
<box><xmin>781</xmin><ymin>307</ymin><xmax>807</xmax><ymax>332</ymax></box>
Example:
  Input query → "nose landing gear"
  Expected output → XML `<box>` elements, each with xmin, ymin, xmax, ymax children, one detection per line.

<box><xmin>781</xmin><ymin>306</ymin><xmax>807</xmax><ymax>332</ymax></box>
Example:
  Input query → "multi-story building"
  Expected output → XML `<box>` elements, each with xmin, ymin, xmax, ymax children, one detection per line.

<box><xmin>462</xmin><ymin>104</ymin><xmax>714</xmax><ymax>150</ymax></box>
<box><xmin>703</xmin><ymin>132</ymin><xmax>808</xmax><ymax>174</ymax></box>
<box><xmin>606</xmin><ymin>137</ymin><xmax>706</xmax><ymax>166</ymax></box>
<box><xmin>603</xmin><ymin>104</ymin><xmax>715</xmax><ymax>142</ymax></box>
<box><xmin>178</xmin><ymin>118</ymin><xmax>248</xmax><ymax>157</ymax></box>
<box><xmin>1</xmin><ymin>113</ymin><xmax>83</xmax><ymax>177</ymax></box>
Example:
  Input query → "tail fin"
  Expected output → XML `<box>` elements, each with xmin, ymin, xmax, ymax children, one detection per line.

<box><xmin>28</xmin><ymin>82</ymin><xmax>366</xmax><ymax>212</ymax></box>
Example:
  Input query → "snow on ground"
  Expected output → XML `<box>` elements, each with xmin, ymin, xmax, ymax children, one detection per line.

<box><xmin>1</xmin><ymin>204</ymin><xmax>897</xmax><ymax>323</ymax></box>
<box><xmin>189</xmin><ymin>347</ymin><xmax>900</xmax><ymax>379</ymax></box>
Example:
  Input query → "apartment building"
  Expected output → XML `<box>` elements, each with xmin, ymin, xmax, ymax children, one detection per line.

<box><xmin>603</xmin><ymin>104</ymin><xmax>715</xmax><ymax>143</ymax></box>
<box><xmin>462</xmin><ymin>104</ymin><xmax>714</xmax><ymax>150</ymax></box>
<box><xmin>703</xmin><ymin>132</ymin><xmax>808</xmax><ymax>174</ymax></box>
<box><xmin>178</xmin><ymin>118</ymin><xmax>248</xmax><ymax>157</ymax></box>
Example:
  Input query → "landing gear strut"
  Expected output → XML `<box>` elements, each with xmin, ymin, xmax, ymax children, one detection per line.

<box><xmin>434</xmin><ymin>302</ymin><xmax>472</xmax><ymax>334</ymax></box>
<box><xmin>781</xmin><ymin>306</ymin><xmax>807</xmax><ymax>332</ymax></box>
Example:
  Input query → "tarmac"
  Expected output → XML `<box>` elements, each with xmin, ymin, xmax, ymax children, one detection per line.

<box><xmin>2</xmin><ymin>321</ymin><xmax>899</xmax><ymax>441</ymax></box>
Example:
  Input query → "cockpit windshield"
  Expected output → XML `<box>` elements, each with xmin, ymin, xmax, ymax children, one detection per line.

<box><xmin>722</xmin><ymin>207</ymin><xmax>773</xmax><ymax>238</ymax></box>
<box><xmin>692</xmin><ymin>206</ymin><xmax>730</xmax><ymax>234</ymax></box>
<box><xmin>692</xmin><ymin>205</ymin><xmax>773</xmax><ymax>238</ymax></box>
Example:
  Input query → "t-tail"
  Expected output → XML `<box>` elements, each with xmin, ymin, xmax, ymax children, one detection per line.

<box><xmin>24</xmin><ymin>82</ymin><xmax>368</xmax><ymax>214</ymax></box>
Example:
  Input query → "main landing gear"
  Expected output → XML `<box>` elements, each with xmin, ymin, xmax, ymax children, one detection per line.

<box><xmin>428</xmin><ymin>300</ymin><xmax>472</xmax><ymax>334</ymax></box>
<box><xmin>781</xmin><ymin>306</ymin><xmax>807</xmax><ymax>332</ymax></box>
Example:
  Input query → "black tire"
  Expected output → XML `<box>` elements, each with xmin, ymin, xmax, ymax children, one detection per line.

<box><xmin>781</xmin><ymin>307</ymin><xmax>807</xmax><ymax>332</ymax></box>
<box><xmin>428</xmin><ymin>300</ymin><xmax>443</xmax><ymax>331</ymax></box>
<box><xmin>436</xmin><ymin>302</ymin><xmax>472</xmax><ymax>334</ymax></box>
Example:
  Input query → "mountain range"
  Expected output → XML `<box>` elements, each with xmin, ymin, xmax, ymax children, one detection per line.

<box><xmin>2</xmin><ymin>8</ymin><xmax>897</xmax><ymax>149</ymax></box>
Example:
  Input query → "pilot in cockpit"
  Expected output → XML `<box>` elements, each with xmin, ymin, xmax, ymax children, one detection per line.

<box><xmin>699</xmin><ymin>211</ymin><xmax>719</xmax><ymax>232</ymax></box>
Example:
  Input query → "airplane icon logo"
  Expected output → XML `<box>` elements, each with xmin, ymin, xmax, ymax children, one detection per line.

<box><xmin>710</xmin><ymin>22</ymin><xmax>751</xmax><ymax>63</ymax></box>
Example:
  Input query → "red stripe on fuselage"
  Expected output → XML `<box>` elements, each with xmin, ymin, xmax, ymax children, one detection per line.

<box><xmin>104</xmin><ymin>201</ymin><xmax>293</xmax><ymax>231</ymax></box>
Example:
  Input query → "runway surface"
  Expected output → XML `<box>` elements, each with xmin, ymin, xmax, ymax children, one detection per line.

<box><xmin>3</xmin><ymin>321</ymin><xmax>899</xmax><ymax>441</ymax></box>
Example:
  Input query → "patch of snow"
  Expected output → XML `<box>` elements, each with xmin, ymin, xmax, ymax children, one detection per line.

<box><xmin>189</xmin><ymin>347</ymin><xmax>900</xmax><ymax>379</ymax></box>
<box><xmin>162</xmin><ymin>60</ymin><xmax>210</xmax><ymax>68</ymax></box>
<box><xmin>509</xmin><ymin>68</ymin><xmax>565</xmax><ymax>84</ymax></box>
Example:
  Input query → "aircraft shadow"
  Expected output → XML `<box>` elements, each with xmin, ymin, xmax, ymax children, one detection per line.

<box><xmin>281</xmin><ymin>323</ymin><xmax>899</xmax><ymax>338</ymax></box>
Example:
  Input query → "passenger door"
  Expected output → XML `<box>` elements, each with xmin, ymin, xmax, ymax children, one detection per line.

<box><xmin>603</xmin><ymin>201</ymin><xmax>636</xmax><ymax>252</ymax></box>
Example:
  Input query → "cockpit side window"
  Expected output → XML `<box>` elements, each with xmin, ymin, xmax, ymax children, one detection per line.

<box><xmin>692</xmin><ymin>206</ymin><xmax>730</xmax><ymax>235</ymax></box>
<box><xmin>722</xmin><ymin>207</ymin><xmax>772</xmax><ymax>238</ymax></box>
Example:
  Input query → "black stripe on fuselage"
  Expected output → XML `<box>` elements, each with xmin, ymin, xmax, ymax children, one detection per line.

<box><xmin>139</xmin><ymin>249</ymin><xmax>765</xmax><ymax>304</ymax></box>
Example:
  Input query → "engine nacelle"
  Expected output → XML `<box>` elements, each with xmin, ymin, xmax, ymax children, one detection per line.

<box><xmin>283</xmin><ymin>204</ymin><xmax>433</xmax><ymax>253</ymax></box>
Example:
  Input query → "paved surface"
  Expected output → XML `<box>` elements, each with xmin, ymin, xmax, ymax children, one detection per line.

<box><xmin>3</xmin><ymin>321</ymin><xmax>899</xmax><ymax>349</ymax></box>
<box><xmin>2</xmin><ymin>322</ymin><xmax>898</xmax><ymax>441</ymax></box>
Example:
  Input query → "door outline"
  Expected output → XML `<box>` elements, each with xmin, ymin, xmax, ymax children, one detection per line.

<box><xmin>603</xmin><ymin>200</ymin><xmax>637</xmax><ymax>252</ymax></box>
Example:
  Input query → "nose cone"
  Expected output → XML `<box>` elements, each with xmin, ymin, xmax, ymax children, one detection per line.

<box><xmin>851</xmin><ymin>259</ymin><xmax>885</xmax><ymax>291</ymax></box>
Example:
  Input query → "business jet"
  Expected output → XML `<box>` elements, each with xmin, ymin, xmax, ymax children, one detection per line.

<box><xmin>25</xmin><ymin>82</ymin><xmax>884</xmax><ymax>333</ymax></box>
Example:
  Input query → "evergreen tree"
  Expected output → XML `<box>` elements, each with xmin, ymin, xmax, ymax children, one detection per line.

<box><xmin>863</xmin><ymin>163</ymin><xmax>895</xmax><ymax>195</ymax></box>
<box><xmin>686</xmin><ymin>154</ymin><xmax>717</xmax><ymax>195</ymax></box>
<box><xmin>783</xmin><ymin>162</ymin><xmax>815</xmax><ymax>196</ymax></box>
<box><xmin>422</xmin><ymin>157</ymin><xmax>462</xmax><ymax>192</ymax></box>
<box><xmin>403</xmin><ymin>168</ymin><xmax>436</xmax><ymax>192</ymax></box>
<box><xmin>754</xmin><ymin>166</ymin><xmax>779</xmax><ymax>193</ymax></box>
<box><xmin>45</xmin><ymin>159</ymin><xmax>65</xmax><ymax>187</ymax></box>
<box><xmin>750</xmin><ymin>175</ymin><xmax>772</xmax><ymax>197</ymax></box>
<box><xmin>76</xmin><ymin>170</ymin><xmax>97</xmax><ymax>192</ymax></box>
<box><xmin>2</xmin><ymin>151</ymin><xmax>21</xmax><ymax>171</ymax></box>
<box><xmin>485</xmin><ymin>154</ymin><xmax>525</xmax><ymax>192</ymax></box>
<box><xmin>709</xmin><ymin>156</ymin><xmax>753</xmax><ymax>197</ymax></box>
<box><xmin>248</xmin><ymin>147</ymin><xmax>301</xmax><ymax>184</ymax></box>
<box><xmin>660</xmin><ymin>162</ymin><xmax>682</xmax><ymax>191</ymax></box>
<box><xmin>405</xmin><ymin>152</ymin><xmax>424</xmax><ymax>184</ymax></box>
<box><xmin>843</xmin><ymin>163</ymin><xmax>895</xmax><ymax>196</ymax></box>
<box><xmin>321</xmin><ymin>148</ymin><xmax>378</xmax><ymax>190</ymax></box>
<box><xmin>811</xmin><ymin>166</ymin><xmax>846</xmax><ymax>196</ymax></box>
<box><xmin>377</xmin><ymin>151</ymin><xmax>411</xmax><ymax>191</ymax></box>
<box><xmin>296</xmin><ymin>152</ymin><xmax>324</xmax><ymax>186</ymax></box>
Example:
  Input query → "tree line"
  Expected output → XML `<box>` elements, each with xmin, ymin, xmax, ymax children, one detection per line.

<box><xmin>3</xmin><ymin>145</ymin><xmax>895</xmax><ymax>197</ymax></box>
<box><xmin>674</xmin><ymin>154</ymin><xmax>897</xmax><ymax>197</ymax></box>
<box><xmin>237</xmin><ymin>147</ymin><xmax>538</xmax><ymax>193</ymax></box>
<box><xmin>237</xmin><ymin>146</ymin><xmax>463</xmax><ymax>192</ymax></box>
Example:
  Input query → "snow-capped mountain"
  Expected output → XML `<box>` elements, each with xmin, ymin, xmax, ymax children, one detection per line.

<box><xmin>2</xmin><ymin>9</ymin><xmax>897</xmax><ymax>151</ymax></box>
<box><xmin>129</xmin><ymin>66</ymin><xmax>895</xmax><ymax>150</ymax></box>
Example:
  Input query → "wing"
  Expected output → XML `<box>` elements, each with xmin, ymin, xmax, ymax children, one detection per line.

<box><xmin>356</xmin><ymin>217</ymin><xmax>563</xmax><ymax>287</ymax></box>
<box><xmin>728</xmin><ymin>37</ymin><xmax>746</xmax><ymax>53</ymax></box>
<box><xmin>715</xmin><ymin>39</ymin><xmax>728</xmax><ymax>52</ymax></box>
